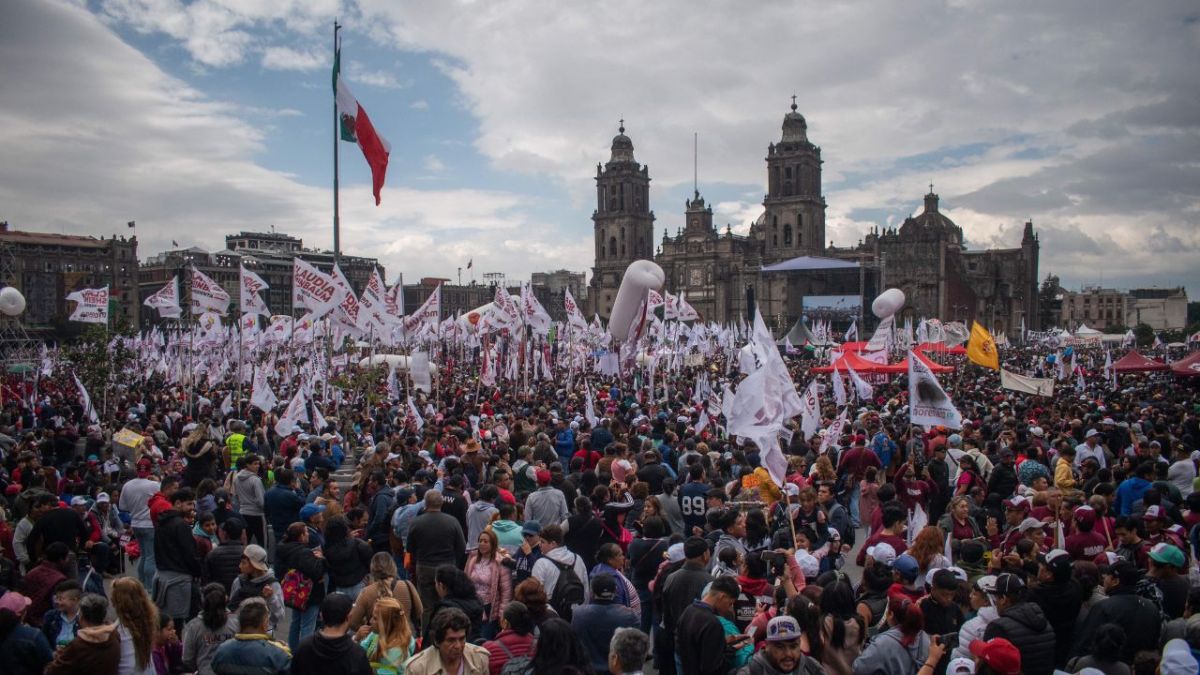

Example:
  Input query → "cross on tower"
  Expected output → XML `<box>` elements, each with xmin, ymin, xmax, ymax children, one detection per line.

<box><xmin>619</xmin><ymin>118</ymin><xmax>625</xmax><ymax>133</ymax></box>
<box><xmin>790</xmin><ymin>94</ymin><xmax>797</xmax><ymax>110</ymax></box>
<box><xmin>929</xmin><ymin>181</ymin><xmax>934</xmax><ymax>194</ymax></box>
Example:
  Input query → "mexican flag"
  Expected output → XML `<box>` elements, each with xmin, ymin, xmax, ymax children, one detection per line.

<box><xmin>334</xmin><ymin>46</ymin><xmax>391</xmax><ymax>205</ymax></box>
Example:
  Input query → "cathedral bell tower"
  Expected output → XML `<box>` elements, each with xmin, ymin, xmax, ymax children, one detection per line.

<box><xmin>760</xmin><ymin>98</ymin><xmax>826</xmax><ymax>263</ymax></box>
<box><xmin>591</xmin><ymin>121</ymin><xmax>655</xmax><ymax>320</ymax></box>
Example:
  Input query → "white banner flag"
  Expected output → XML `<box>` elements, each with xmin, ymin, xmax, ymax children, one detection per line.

<box><xmin>564</xmin><ymin>287</ymin><xmax>588</xmax><ymax>331</ymax></box>
<box><xmin>240</xmin><ymin>264</ymin><xmax>270</xmax><ymax>316</ymax></box>
<box><xmin>292</xmin><ymin>258</ymin><xmax>345</xmax><ymax>319</ymax></box>
<box><xmin>250</xmin><ymin>367</ymin><xmax>277</xmax><ymax>412</ymax></box>
<box><xmin>274</xmin><ymin>388</ymin><xmax>309</xmax><ymax>437</ymax></box>
<box><xmin>66</xmin><ymin>286</ymin><xmax>109</xmax><ymax>324</ymax></box>
<box><xmin>521</xmin><ymin>283</ymin><xmax>552</xmax><ymax>335</ymax></box>
<box><xmin>191</xmin><ymin>267</ymin><xmax>230</xmax><ymax>315</ymax></box>
<box><xmin>405</xmin><ymin>285</ymin><xmax>441</xmax><ymax>331</ymax></box>
<box><xmin>144</xmin><ymin>277</ymin><xmax>181</xmax><ymax>319</ymax></box>
<box><xmin>999</xmin><ymin>369</ymin><xmax>1054</xmax><ymax>397</ymax></box>
<box><xmin>73</xmin><ymin>372</ymin><xmax>99</xmax><ymax>423</ymax></box>
<box><xmin>908</xmin><ymin>350</ymin><xmax>962</xmax><ymax>429</ymax></box>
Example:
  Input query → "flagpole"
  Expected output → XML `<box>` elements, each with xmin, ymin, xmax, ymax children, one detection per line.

<box><xmin>332</xmin><ymin>20</ymin><xmax>342</xmax><ymax>269</ymax></box>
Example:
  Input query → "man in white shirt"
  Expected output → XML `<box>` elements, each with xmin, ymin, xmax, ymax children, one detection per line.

<box><xmin>531</xmin><ymin>523</ymin><xmax>590</xmax><ymax>614</ymax></box>
<box><xmin>118</xmin><ymin>460</ymin><xmax>161</xmax><ymax>588</ymax></box>
<box><xmin>1075</xmin><ymin>429</ymin><xmax>1108</xmax><ymax>469</ymax></box>
<box><xmin>1168</xmin><ymin>444</ymin><xmax>1196</xmax><ymax>498</ymax></box>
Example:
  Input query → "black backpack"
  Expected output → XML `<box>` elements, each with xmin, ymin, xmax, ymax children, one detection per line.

<box><xmin>549</xmin><ymin>555</ymin><xmax>585</xmax><ymax>621</ymax></box>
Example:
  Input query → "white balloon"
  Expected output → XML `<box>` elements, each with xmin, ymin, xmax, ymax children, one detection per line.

<box><xmin>0</xmin><ymin>287</ymin><xmax>25</xmax><ymax>317</ymax></box>
<box><xmin>871</xmin><ymin>288</ymin><xmax>905</xmax><ymax>319</ymax></box>
<box><xmin>357</xmin><ymin>354</ymin><xmax>439</xmax><ymax>374</ymax></box>
<box><xmin>609</xmin><ymin>260</ymin><xmax>665</xmax><ymax>343</ymax></box>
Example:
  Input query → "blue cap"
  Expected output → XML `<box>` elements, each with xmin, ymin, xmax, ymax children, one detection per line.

<box><xmin>521</xmin><ymin>521</ymin><xmax>542</xmax><ymax>536</ymax></box>
<box><xmin>299</xmin><ymin>503</ymin><xmax>327</xmax><ymax>522</ymax></box>
<box><xmin>893</xmin><ymin>553</ymin><xmax>920</xmax><ymax>581</ymax></box>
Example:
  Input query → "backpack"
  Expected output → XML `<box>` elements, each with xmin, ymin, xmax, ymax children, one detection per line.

<box><xmin>513</xmin><ymin>461</ymin><xmax>537</xmax><ymax>497</ymax></box>
<box><xmin>280</xmin><ymin>568</ymin><xmax>314</xmax><ymax>610</ymax></box>
<box><xmin>548</xmin><ymin>555</ymin><xmax>585</xmax><ymax>621</ymax></box>
<box><xmin>494</xmin><ymin>639</ymin><xmax>534</xmax><ymax>675</ymax></box>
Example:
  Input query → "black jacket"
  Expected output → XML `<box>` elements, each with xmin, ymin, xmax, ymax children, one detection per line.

<box><xmin>290</xmin><ymin>632</ymin><xmax>372</xmax><ymax>675</ymax></box>
<box><xmin>676</xmin><ymin>602</ymin><xmax>727</xmax><ymax>675</ymax></box>
<box><xmin>155</xmin><ymin>509</ymin><xmax>202</xmax><ymax>577</ymax></box>
<box><xmin>205</xmin><ymin>541</ymin><xmax>244</xmax><ymax>593</ymax></box>
<box><xmin>406</xmin><ymin>511</ymin><xmax>465</xmax><ymax>567</ymax></box>
<box><xmin>984</xmin><ymin>601</ymin><xmax>1056</xmax><ymax>675</ymax></box>
<box><xmin>1029</xmin><ymin>578</ymin><xmax>1084</xmax><ymax>667</ymax></box>
<box><xmin>661</xmin><ymin>561</ymin><xmax>714</xmax><ymax>634</ymax></box>
<box><xmin>324</xmin><ymin>537</ymin><xmax>373</xmax><ymax>588</ymax></box>
<box><xmin>424</xmin><ymin>596</ymin><xmax>485</xmax><ymax>646</ymax></box>
<box><xmin>275</xmin><ymin>539</ymin><xmax>327</xmax><ymax>607</ymax></box>
<box><xmin>987</xmin><ymin>464</ymin><xmax>1019</xmax><ymax>500</ymax></box>
<box><xmin>564</xmin><ymin>512</ymin><xmax>603</xmax><ymax>570</ymax></box>
<box><xmin>1071</xmin><ymin>586</ymin><xmax>1161</xmax><ymax>662</ymax></box>
<box><xmin>439</xmin><ymin>488</ymin><xmax>469</xmax><ymax>535</ymax></box>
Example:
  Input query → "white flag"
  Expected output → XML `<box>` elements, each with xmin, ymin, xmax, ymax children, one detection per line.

<box><xmin>220</xmin><ymin>393</ymin><xmax>234</xmax><ymax>416</ymax></box>
<box><xmin>144</xmin><ymin>277</ymin><xmax>182</xmax><ymax>319</ymax></box>
<box><xmin>330</xmin><ymin>265</ymin><xmax>362</xmax><ymax>333</ymax></box>
<box><xmin>410</xmin><ymin>352</ymin><xmax>432</xmax><ymax>392</ymax></box>
<box><xmin>908</xmin><ymin>350</ymin><xmax>962</xmax><ymax>429</ymax></box>
<box><xmin>799</xmin><ymin>380</ymin><xmax>821</xmax><ymax>440</ymax></box>
<box><xmin>866</xmin><ymin>315</ymin><xmax>894</xmax><ymax>351</ymax></box>
<box><xmin>405</xmin><ymin>284</ymin><xmax>441</xmax><ymax>331</ymax></box>
<box><xmin>386</xmin><ymin>366</ymin><xmax>400</xmax><ymax>402</ymax></box>
<box><xmin>66</xmin><ymin>286</ymin><xmax>109</xmax><ymax>324</ymax></box>
<box><xmin>274</xmin><ymin>388</ymin><xmax>309</xmax><ymax>437</ymax></box>
<box><xmin>357</xmin><ymin>268</ymin><xmax>391</xmax><ymax>334</ymax></box>
<box><xmin>676</xmin><ymin>291</ymin><xmax>700</xmax><ymax>322</ymax></box>
<box><xmin>844</xmin><ymin>319</ymin><xmax>857</xmax><ymax>342</ymax></box>
<box><xmin>73</xmin><ymin>372</ymin><xmax>99</xmax><ymax>423</ymax></box>
<box><xmin>831</xmin><ymin>366</ymin><xmax>847</xmax><ymax>407</ymax></box>
<box><xmin>521</xmin><ymin>283</ymin><xmax>552</xmax><ymax>335</ymax></box>
<box><xmin>292</xmin><ymin>258</ymin><xmax>345</xmax><ymax>319</ymax></box>
<box><xmin>847</xmin><ymin>363</ymin><xmax>874</xmax><ymax>401</ymax></box>
<box><xmin>191</xmin><ymin>267</ymin><xmax>230</xmax><ymax>316</ymax></box>
<box><xmin>240</xmin><ymin>264</ymin><xmax>270</xmax><ymax>316</ymax></box>
<box><xmin>583</xmin><ymin>381</ymin><xmax>599</xmax><ymax>429</ymax></box>
<box><xmin>311</xmin><ymin>401</ymin><xmax>328</xmax><ymax>432</ymax></box>
<box><xmin>564</xmin><ymin>287</ymin><xmax>588</xmax><ymax>331</ymax></box>
<box><xmin>250</xmin><ymin>367</ymin><xmax>278</xmax><ymax>412</ymax></box>
<box><xmin>406</xmin><ymin>395</ymin><xmax>425</xmax><ymax>432</ymax></box>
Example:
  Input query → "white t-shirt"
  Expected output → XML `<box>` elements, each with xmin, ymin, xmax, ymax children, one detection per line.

<box><xmin>118</xmin><ymin>477</ymin><xmax>160</xmax><ymax>529</ymax></box>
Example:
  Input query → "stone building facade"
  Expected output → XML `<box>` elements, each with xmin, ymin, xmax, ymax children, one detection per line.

<box><xmin>0</xmin><ymin>224</ymin><xmax>139</xmax><ymax>332</ymax></box>
<box><xmin>588</xmin><ymin>101</ymin><xmax>1041</xmax><ymax>336</ymax></box>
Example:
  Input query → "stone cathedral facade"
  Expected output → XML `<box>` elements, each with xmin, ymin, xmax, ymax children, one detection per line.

<box><xmin>588</xmin><ymin>101</ymin><xmax>1040</xmax><ymax>334</ymax></box>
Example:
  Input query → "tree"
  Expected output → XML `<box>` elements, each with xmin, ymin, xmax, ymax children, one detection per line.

<box><xmin>62</xmin><ymin>324</ymin><xmax>135</xmax><ymax>421</ymax></box>
<box><xmin>1038</xmin><ymin>274</ymin><xmax>1062</xmax><ymax>329</ymax></box>
<box><xmin>1133</xmin><ymin>322</ymin><xmax>1155</xmax><ymax>347</ymax></box>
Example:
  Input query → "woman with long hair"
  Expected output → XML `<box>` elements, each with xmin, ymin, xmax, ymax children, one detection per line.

<box><xmin>820</xmin><ymin>575</ymin><xmax>866</xmax><ymax>675</ymax></box>
<box><xmin>852</xmin><ymin>597</ymin><xmax>930</xmax><ymax>675</ymax></box>
<box><xmin>907</xmin><ymin>526</ymin><xmax>950</xmax><ymax>577</ymax></box>
<box><xmin>513</xmin><ymin>577</ymin><xmax>558</xmax><ymax>629</ymax></box>
<box><xmin>425</xmin><ymin>564</ymin><xmax>485</xmax><ymax>646</ymax></box>
<box><xmin>465</xmin><ymin>529</ymin><xmax>512</xmax><ymax>641</ymax></box>
<box><xmin>522</xmin><ymin>617</ymin><xmax>593</xmax><ymax>675</ymax></box>
<box><xmin>181</xmin><ymin>583</ymin><xmax>237</xmax><ymax>675</ymax></box>
<box><xmin>348</xmin><ymin>552</ymin><xmax>423</xmax><ymax>633</ymax></box>
<box><xmin>787</xmin><ymin>593</ymin><xmax>824</xmax><ymax>661</ymax></box>
<box><xmin>181</xmin><ymin>425</ymin><xmax>217</xmax><ymax>488</ymax></box>
<box><xmin>358</xmin><ymin>597</ymin><xmax>414</xmax><ymax>675</ymax></box>
<box><xmin>937</xmin><ymin>496</ymin><xmax>985</xmax><ymax>556</ymax></box>
<box><xmin>113</xmin><ymin>576</ymin><xmax>159</xmax><ymax>675</ymax></box>
<box><xmin>324</xmin><ymin>515</ymin><xmax>373</xmax><ymax>599</ymax></box>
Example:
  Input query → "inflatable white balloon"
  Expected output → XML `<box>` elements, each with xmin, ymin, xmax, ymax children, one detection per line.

<box><xmin>609</xmin><ymin>260</ymin><xmax>665</xmax><ymax>343</ymax></box>
<box><xmin>357</xmin><ymin>354</ymin><xmax>439</xmax><ymax>374</ymax></box>
<box><xmin>871</xmin><ymin>288</ymin><xmax>906</xmax><ymax>319</ymax></box>
<box><xmin>0</xmin><ymin>287</ymin><xmax>25</xmax><ymax>317</ymax></box>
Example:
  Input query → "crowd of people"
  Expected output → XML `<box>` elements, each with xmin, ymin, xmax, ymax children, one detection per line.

<box><xmin>0</xmin><ymin>338</ymin><xmax>1197</xmax><ymax>675</ymax></box>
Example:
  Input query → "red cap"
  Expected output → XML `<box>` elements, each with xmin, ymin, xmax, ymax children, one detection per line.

<box><xmin>136</xmin><ymin>457</ymin><xmax>153</xmax><ymax>477</ymax></box>
<box><xmin>970</xmin><ymin>638</ymin><xmax>1021</xmax><ymax>675</ymax></box>
<box><xmin>535</xmin><ymin>469</ymin><xmax>551</xmax><ymax>486</ymax></box>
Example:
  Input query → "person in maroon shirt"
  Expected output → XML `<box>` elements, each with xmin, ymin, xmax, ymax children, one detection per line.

<box><xmin>1064</xmin><ymin>506</ymin><xmax>1108</xmax><ymax>560</ymax></box>
<box><xmin>856</xmin><ymin>504</ymin><xmax>909</xmax><ymax>567</ymax></box>
<box><xmin>894</xmin><ymin>462</ymin><xmax>937</xmax><ymax>513</ymax></box>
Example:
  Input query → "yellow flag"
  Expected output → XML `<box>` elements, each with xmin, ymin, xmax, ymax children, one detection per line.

<box><xmin>967</xmin><ymin>321</ymin><xmax>1000</xmax><ymax>370</ymax></box>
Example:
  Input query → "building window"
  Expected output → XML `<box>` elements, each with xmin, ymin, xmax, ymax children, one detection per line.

<box><xmin>608</xmin><ymin>237</ymin><xmax>617</xmax><ymax>257</ymax></box>
<box><xmin>785</xmin><ymin>167</ymin><xmax>792</xmax><ymax>179</ymax></box>
<box><xmin>784</xmin><ymin>224</ymin><xmax>793</xmax><ymax>246</ymax></box>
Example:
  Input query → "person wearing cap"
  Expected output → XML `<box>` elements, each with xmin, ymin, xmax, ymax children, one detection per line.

<box><xmin>980</xmin><ymin>572</ymin><xmax>1055</xmax><ymax>675</ymax></box>
<box><xmin>1028</xmin><ymin>549</ymin><xmax>1083</xmax><ymax>668</ymax></box>
<box><xmin>890</xmin><ymin>553</ymin><xmax>925</xmax><ymax>602</ymax></box>
<box><xmin>299</xmin><ymin>503</ymin><xmax>327</xmax><ymax>548</ymax></box>
<box><xmin>523</xmin><ymin>468</ymin><xmax>569</xmax><ymax>528</ymax></box>
<box><xmin>1070</xmin><ymin>559</ymin><xmax>1161</xmax><ymax>663</ymax></box>
<box><xmin>510</xmin><ymin>520</ymin><xmax>544</xmax><ymax>584</ymax></box>
<box><xmin>0</xmin><ymin>590</ymin><xmax>54</xmax><ymax>673</ymax></box>
<box><xmin>571</xmin><ymin>574</ymin><xmax>638</xmax><ymax>674</ymax></box>
<box><xmin>951</xmin><ymin>576</ymin><xmax>999</xmax><ymax>662</ymax></box>
<box><xmin>967</xmin><ymin>637</ymin><xmax>1021</xmax><ymax>675</ymax></box>
<box><xmin>1064</xmin><ymin>506</ymin><xmax>1107</xmax><ymax>561</ymax></box>
<box><xmin>289</xmin><ymin>592</ymin><xmax>373</xmax><ymax>675</ymax></box>
<box><xmin>734</xmin><ymin>614</ymin><xmax>823</xmax><ymax>675</ymax></box>
<box><xmin>1074</xmin><ymin>429</ymin><xmax>1108</xmax><ymax>470</ymax></box>
<box><xmin>1160</xmin><ymin>638</ymin><xmax>1200</xmax><ymax>675</ymax></box>
<box><xmin>1149</xmin><ymin>542</ymin><xmax>1190</xmax><ymax>619</ymax></box>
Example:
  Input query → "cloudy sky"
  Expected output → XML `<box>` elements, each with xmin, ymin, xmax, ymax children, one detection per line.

<box><xmin>2</xmin><ymin>0</ymin><xmax>1198</xmax><ymax>296</ymax></box>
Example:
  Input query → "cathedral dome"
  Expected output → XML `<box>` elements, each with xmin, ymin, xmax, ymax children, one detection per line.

<box><xmin>900</xmin><ymin>190</ymin><xmax>963</xmax><ymax>243</ymax></box>
<box><xmin>781</xmin><ymin>99</ymin><xmax>808</xmax><ymax>144</ymax></box>
<box><xmin>609</xmin><ymin>121</ymin><xmax>636</xmax><ymax>163</ymax></box>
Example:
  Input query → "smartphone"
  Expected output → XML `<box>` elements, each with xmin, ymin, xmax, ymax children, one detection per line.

<box><xmin>938</xmin><ymin>632</ymin><xmax>960</xmax><ymax>649</ymax></box>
